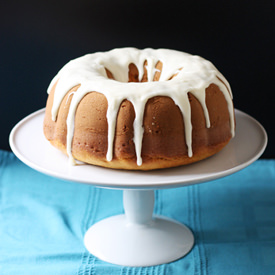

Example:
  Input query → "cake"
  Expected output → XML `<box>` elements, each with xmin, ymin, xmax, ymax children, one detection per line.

<box><xmin>43</xmin><ymin>48</ymin><xmax>235</xmax><ymax>170</ymax></box>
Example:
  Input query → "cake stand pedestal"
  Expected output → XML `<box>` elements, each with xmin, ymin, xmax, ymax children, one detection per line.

<box><xmin>84</xmin><ymin>189</ymin><xmax>194</xmax><ymax>266</ymax></box>
<box><xmin>9</xmin><ymin>109</ymin><xmax>267</xmax><ymax>267</ymax></box>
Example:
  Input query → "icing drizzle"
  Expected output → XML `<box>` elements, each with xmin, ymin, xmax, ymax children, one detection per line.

<box><xmin>47</xmin><ymin>48</ymin><xmax>234</xmax><ymax>166</ymax></box>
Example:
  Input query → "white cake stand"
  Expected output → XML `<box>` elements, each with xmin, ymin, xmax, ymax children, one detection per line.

<box><xmin>9</xmin><ymin>109</ymin><xmax>267</xmax><ymax>267</ymax></box>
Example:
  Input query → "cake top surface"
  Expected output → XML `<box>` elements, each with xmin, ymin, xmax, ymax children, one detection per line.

<box><xmin>47</xmin><ymin>48</ymin><xmax>234</xmax><ymax>166</ymax></box>
<box><xmin>48</xmin><ymin>47</ymin><xmax>232</xmax><ymax>102</ymax></box>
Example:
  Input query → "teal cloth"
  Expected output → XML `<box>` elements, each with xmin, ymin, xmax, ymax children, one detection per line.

<box><xmin>0</xmin><ymin>149</ymin><xmax>275</xmax><ymax>275</ymax></box>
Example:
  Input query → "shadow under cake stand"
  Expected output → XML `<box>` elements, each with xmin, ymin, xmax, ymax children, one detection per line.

<box><xmin>9</xmin><ymin>109</ymin><xmax>267</xmax><ymax>267</ymax></box>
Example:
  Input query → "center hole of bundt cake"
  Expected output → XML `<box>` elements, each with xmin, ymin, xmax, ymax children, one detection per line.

<box><xmin>105</xmin><ymin>61</ymin><xmax>183</xmax><ymax>82</ymax></box>
<box><xmin>105</xmin><ymin>60</ymin><xmax>166</xmax><ymax>83</ymax></box>
<box><xmin>129</xmin><ymin>61</ymin><xmax>163</xmax><ymax>82</ymax></box>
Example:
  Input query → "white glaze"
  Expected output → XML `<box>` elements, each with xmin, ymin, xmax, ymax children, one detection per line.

<box><xmin>47</xmin><ymin>48</ymin><xmax>234</xmax><ymax>166</ymax></box>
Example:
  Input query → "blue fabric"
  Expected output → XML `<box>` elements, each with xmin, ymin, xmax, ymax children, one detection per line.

<box><xmin>0</xmin><ymin>149</ymin><xmax>275</xmax><ymax>275</ymax></box>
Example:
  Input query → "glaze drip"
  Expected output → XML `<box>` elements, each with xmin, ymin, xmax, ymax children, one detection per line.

<box><xmin>47</xmin><ymin>48</ymin><xmax>234</xmax><ymax>165</ymax></box>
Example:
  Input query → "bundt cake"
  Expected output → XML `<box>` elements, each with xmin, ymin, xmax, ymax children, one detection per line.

<box><xmin>43</xmin><ymin>48</ymin><xmax>235</xmax><ymax>170</ymax></box>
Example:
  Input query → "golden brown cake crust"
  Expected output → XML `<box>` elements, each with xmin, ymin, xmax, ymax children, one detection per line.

<box><xmin>44</xmin><ymin>81</ymin><xmax>234</xmax><ymax>170</ymax></box>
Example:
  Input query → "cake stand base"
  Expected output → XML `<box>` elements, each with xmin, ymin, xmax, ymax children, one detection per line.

<box><xmin>84</xmin><ymin>189</ymin><xmax>194</xmax><ymax>266</ymax></box>
<box><xmin>84</xmin><ymin>215</ymin><xmax>194</xmax><ymax>267</ymax></box>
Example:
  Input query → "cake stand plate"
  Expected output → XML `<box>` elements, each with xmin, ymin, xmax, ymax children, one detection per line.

<box><xmin>9</xmin><ymin>109</ymin><xmax>267</xmax><ymax>266</ymax></box>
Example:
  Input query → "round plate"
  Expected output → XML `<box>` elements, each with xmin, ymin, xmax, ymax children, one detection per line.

<box><xmin>9</xmin><ymin>109</ymin><xmax>267</xmax><ymax>189</ymax></box>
